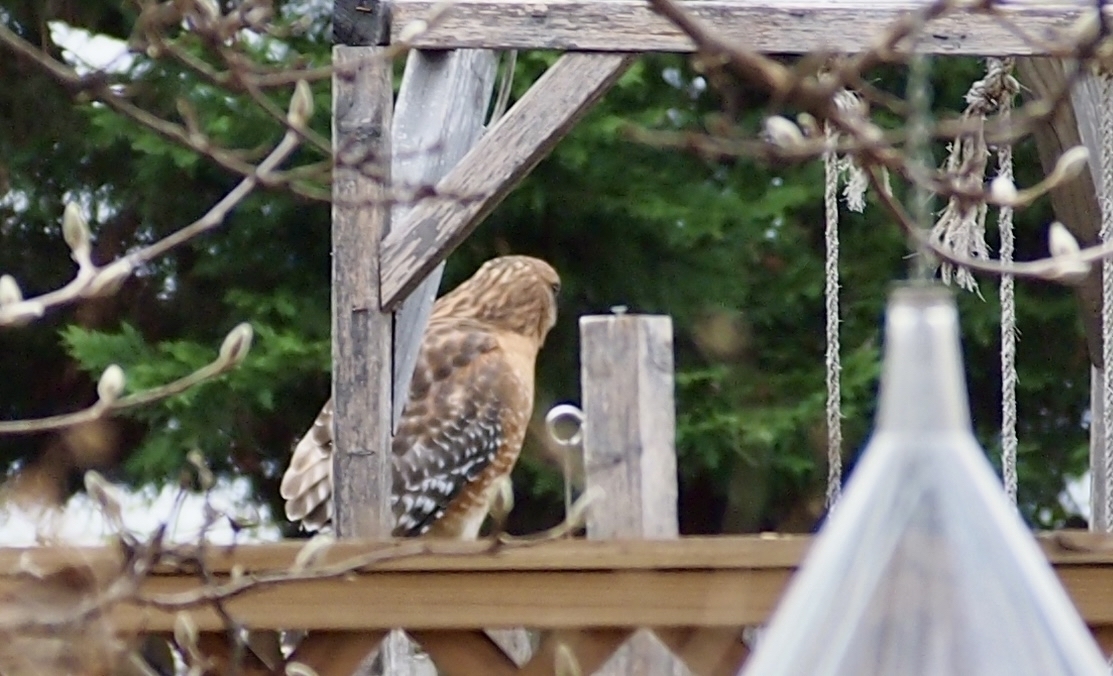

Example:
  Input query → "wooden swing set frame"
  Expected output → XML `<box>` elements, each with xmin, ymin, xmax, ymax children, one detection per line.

<box><xmin>10</xmin><ymin>1</ymin><xmax>1113</xmax><ymax>674</ymax></box>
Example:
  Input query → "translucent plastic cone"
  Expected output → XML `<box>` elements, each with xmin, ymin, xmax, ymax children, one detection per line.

<box><xmin>742</xmin><ymin>285</ymin><xmax>1107</xmax><ymax>676</ymax></box>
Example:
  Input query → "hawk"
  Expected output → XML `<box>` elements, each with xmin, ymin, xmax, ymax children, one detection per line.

<box><xmin>279</xmin><ymin>255</ymin><xmax>561</xmax><ymax>539</ymax></box>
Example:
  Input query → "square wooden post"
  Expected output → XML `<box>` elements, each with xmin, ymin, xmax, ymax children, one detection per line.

<box><xmin>580</xmin><ymin>313</ymin><xmax>685</xmax><ymax>673</ymax></box>
<box><xmin>332</xmin><ymin>2</ymin><xmax>397</xmax><ymax>673</ymax></box>
<box><xmin>331</xmin><ymin>22</ymin><xmax>393</xmax><ymax>545</ymax></box>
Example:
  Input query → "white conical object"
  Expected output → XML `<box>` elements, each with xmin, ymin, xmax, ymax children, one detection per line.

<box><xmin>743</xmin><ymin>285</ymin><xmax>1106</xmax><ymax>676</ymax></box>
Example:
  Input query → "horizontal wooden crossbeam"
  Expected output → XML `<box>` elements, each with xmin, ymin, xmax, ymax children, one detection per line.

<box><xmin>5</xmin><ymin>533</ymin><xmax>1113</xmax><ymax>636</ymax></box>
<box><xmin>391</xmin><ymin>0</ymin><xmax>1091</xmax><ymax>55</ymax></box>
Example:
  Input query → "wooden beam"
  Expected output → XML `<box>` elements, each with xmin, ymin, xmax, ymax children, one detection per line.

<box><xmin>390</xmin><ymin>48</ymin><xmax>498</xmax><ymax>427</ymax></box>
<box><xmin>380</xmin><ymin>52</ymin><xmax>634</xmax><ymax>308</ymax></box>
<box><xmin>331</xmin><ymin>44</ymin><xmax>394</xmax><ymax>538</ymax></box>
<box><xmin>1015</xmin><ymin>59</ymin><xmax>1109</xmax><ymax>528</ymax></box>
<box><xmin>7</xmin><ymin>534</ymin><xmax>1113</xmax><ymax>633</ymax></box>
<box><xmin>580</xmin><ymin>313</ymin><xmax>681</xmax><ymax>674</ymax></box>
<box><xmin>1016</xmin><ymin>58</ymin><xmax>1104</xmax><ymax>371</ymax></box>
<box><xmin>390</xmin><ymin>0</ymin><xmax>1091</xmax><ymax>54</ymax></box>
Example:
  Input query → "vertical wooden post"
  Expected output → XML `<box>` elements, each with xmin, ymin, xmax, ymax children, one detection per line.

<box><xmin>331</xmin><ymin>21</ymin><xmax>393</xmax><ymax>543</ymax></box>
<box><xmin>332</xmin><ymin>3</ymin><xmax>396</xmax><ymax>674</ymax></box>
<box><xmin>580</xmin><ymin>313</ymin><xmax>684</xmax><ymax>673</ymax></box>
<box><xmin>1017</xmin><ymin>58</ymin><xmax>1108</xmax><ymax>529</ymax></box>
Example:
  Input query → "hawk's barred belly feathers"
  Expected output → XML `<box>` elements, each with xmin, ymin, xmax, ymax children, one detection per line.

<box><xmin>279</xmin><ymin>255</ymin><xmax>560</xmax><ymax>539</ymax></box>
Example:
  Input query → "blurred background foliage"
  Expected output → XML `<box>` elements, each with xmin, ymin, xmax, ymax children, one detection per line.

<box><xmin>0</xmin><ymin>0</ymin><xmax>1092</xmax><ymax>536</ymax></box>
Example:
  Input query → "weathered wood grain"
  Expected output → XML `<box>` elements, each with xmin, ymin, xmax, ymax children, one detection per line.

<box><xmin>1016</xmin><ymin>58</ymin><xmax>1109</xmax><ymax>530</ymax></box>
<box><xmin>332</xmin><ymin>45</ymin><xmax>394</xmax><ymax>539</ymax></box>
<box><xmin>380</xmin><ymin>52</ymin><xmax>634</xmax><ymax>308</ymax></box>
<box><xmin>581</xmin><ymin>314</ymin><xmax>679</xmax><ymax>540</ymax></box>
<box><xmin>6</xmin><ymin>534</ymin><xmax>1113</xmax><ymax>638</ymax></box>
<box><xmin>390</xmin><ymin>0</ymin><xmax>1093</xmax><ymax>54</ymax></box>
<box><xmin>1016</xmin><ymin>58</ymin><xmax>1103</xmax><ymax>368</ymax></box>
<box><xmin>580</xmin><ymin>314</ymin><xmax>683</xmax><ymax>674</ymax></box>
<box><xmin>390</xmin><ymin>49</ymin><xmax>498</xmax><ymax>427</ymax></box>
<box><xmin>335</xmin><ymin>0</ymin><xmax>391</xmax><ymax>46</ymax></box>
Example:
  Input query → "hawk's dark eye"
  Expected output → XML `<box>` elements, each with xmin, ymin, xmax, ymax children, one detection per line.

<box><xmin>550</xmin><ymin>281</ymin><xmax>561</xmax><ymax>295</ymax></box>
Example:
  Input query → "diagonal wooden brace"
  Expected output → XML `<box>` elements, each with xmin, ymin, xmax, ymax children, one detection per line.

<box><xmin>380</xmin><ymin>52</ymin><xmax>635</xmax><ymax>309</ymax></box>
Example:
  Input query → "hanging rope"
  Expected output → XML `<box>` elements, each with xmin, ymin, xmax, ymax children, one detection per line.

<box><xmin>931</xmin><ymin>59</ymin><xmax>1017</xmax><ymax>297</ymax></box>
<box><xmin>822</xmin><ymin>91</ymin><xmax>868</xmax><ymax>511</ymax></box>
<box><xmin>994</xmin><ymin>58</ymin><xmax>1019</xmax><ymax>505</ymax></box>
<box><xmin>1098</xmin><ymin>73</ymin><xmax>1113</xmax><ymax>533</ymax></box>
<box><xmin>931</xmin><ymin>58</ymin><xmax>1020</xmax><ymax>503</ymax></box>
<box><xmin>823</xmin><ymin>121</ymin><xmax>843</xmax><ymax>510</ymax></box>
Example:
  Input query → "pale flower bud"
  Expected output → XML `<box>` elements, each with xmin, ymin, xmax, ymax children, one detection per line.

<box><xmin>1051</xmin><ymin>146</ymin><xmax>1090</xmax><ymax>183</ymax></box>
<box><xmin>0</xmin><ymin>275</ymin><xmax>22</xmax><ymax>306</ymax></box>
<box><xmin>219</xmin><ymin>322</ymin><xmax>254</xmax><ymax>366</ymax></box>
<box><xmin>1047</xmin><ymin>222</ymin><xmax>1091</xmax><ymax>284</ymax></box>
<box><xmin>397</xmin><ymin>19</ymin><xmax>428</xmax><ymax>43</ymax></box>
<box><xmin>989</xmin><ymin>175</ymin><xmax>1019</xmax><ymax>206</ymax></box>
<box><xmin>1071</xmin><ymin>7</ymin><xmax>1101</xmax><ymax>44</ymax></box>
<box><xmin>555</xmin><ymin>643</ymin><xmax>582</xmax><ymax>676</ymax></box>
<box><xmin>286</xmin><ymin>663</ymin><xmax>321</xmax><ymax>676</ymax></box>
<box><xmin>763</xmin><ymin>116</ymin><xmax>805</xmax><ymax>149</ymax></box>
<box><xmin>1049</xmin><ymin>221</ymin><xmax>1081</xmax><ymax>257</ymax></box>
<box><xmin>174</xmin><ymin>611</ymin><xmax>200</xmax><ymax>651</ymax></box>
<box><xmin>62</xmin><ymin>202</ymin><xmax>92</xmax><ymax>262</ymax></box>
<box><xmin>97</xmin><ymin>364</ymin><xmax>126</xmax><ymax>404</ymax></box>
<box><xmin>292</xmin><ymin>533</ymin><xmax>335</xmax><ymax>573</ymax></box>
<box><xmin>87</xmin><ymin>259</ymin><xmax>134</xmax><ymax>297</ymax></box>
<box><xmin>287</xmin><ymin>80</ymin><xmax>314</xmax><ymax>128</ymax></box>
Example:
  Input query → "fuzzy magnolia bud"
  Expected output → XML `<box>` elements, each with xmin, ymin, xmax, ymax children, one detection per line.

<box><xmin>287</xmin><ymin>80</ymin><xmax>314</xmax><ymax>128</ymax></box>
<box><xmin>87</xmin><ymin>259</ymin><xmax>134</xmax><ymax>297</ymax></box>
<box><xmin>0</xmin><ymin>275</ymin><xmax>22</xmax><ymax>306</ymax></box>
<box><xmin>292</xmin><ymin>533</ymin><xmax>335</xmax><ymax>573</ymax></box>
<box><xmin>174</xmin><ymin>611</ymin><xmax>200</xmax><ymax>651</ymax></box>
<box><xmin>989</xmin><ymin>175</ymin><xmax>1019</xmax><ymax>206</ymax></box>
<box><xmin>763</xmin><ymin>116</ymin><xmax>805</xmax><ymax>148</ymax></box>
<box><xmin>1049</xmin><ymin>221</ymin><xmax>1082</xmax><ymax>257</ymax></box>
<box><xmin>1071</xmin><ymin>7</ymin><xmax>1101</xmax><ymax>44</ymax></box>
<box><xmin>1051</xmin><ymin>146</ymin><xmax>1090</xmax><ymax>184</ymax></box>
<box><xmin>555</xmin><ymin>643</ymin><xmax>582</xmax><ymax>676</ymax></box>
<box><xmin>62</xmin><ymin>202</ymin><xmax>92</xmax><ymax>262</ymax></box>
<box><xmin>397</xmin><ymin>19</ymin><xmax>428</xmax><ymax>43</ymax></box>
<box><xmin>1047</xmin><ymin>222</ymin><xmax>1091</xmax><ymax>284</ymax></box>
<box><xmin>97</xmin><ymin>364</ymin><xmax>126</xmax><ymax>404</ymax></box>
<box><xmin>219</xmin><ymin>322</ymin><xmax>254</xmax><ymax>366</ymax></box>
<box><xmin>286</xmin><ymin>663</ymin><xmax>321</xmax><ymax>676</ymax></box>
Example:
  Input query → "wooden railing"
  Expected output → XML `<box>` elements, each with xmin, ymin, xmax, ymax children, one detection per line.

<box><xmin>5</xmin><ymin>532</ymin><xmax>1113</xmax><ymax>675</ymax></box>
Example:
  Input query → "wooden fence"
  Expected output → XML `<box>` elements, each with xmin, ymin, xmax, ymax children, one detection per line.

<box><xmin>4</xmin><ymin>532</ymin><xmax>1113</xmax><ymax>675</ymax></box>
